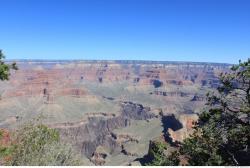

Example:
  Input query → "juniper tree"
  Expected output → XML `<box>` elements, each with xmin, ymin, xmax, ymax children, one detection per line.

<box><xmin>180</xmin><ymin>59</ymin><xmax>250</xmax><ymax>166</ymax></box>
<box><xmin>0</xmin><ymin>50</ymin><xmax>18</xmax><ymax>81</ymax></box>
<box><xmin>149</xmin><ymin>59</ymin><xmax>250</xmax><ymax>166</ymax></box>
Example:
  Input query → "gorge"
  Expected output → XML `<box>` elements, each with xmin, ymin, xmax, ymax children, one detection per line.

<box><xmin>0</xmin><ymin>60</ymin><xmax>231</xmax><ymax>165</ymax></box>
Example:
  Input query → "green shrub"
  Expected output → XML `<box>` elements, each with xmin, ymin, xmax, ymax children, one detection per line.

<box><xmin>9</xmin><ymin>122</ymin><xmax>82</xmax><ymax>166</ymax></box>
<box><xmin>146</xmin><ymin>140</ymin><xmax>179</xmax><ymax>166</ymax></box>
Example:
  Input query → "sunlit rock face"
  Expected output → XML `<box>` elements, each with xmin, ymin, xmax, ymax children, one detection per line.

<box><xmin>168</xmin><ymin>113</ymin><xmax>199</xmax><ymax>143</ymax></box>
<box><xmin>0</xmin><ymin>60</ymin><xmax>231</xmax><ymax>165</ymax></box>
<box><xmin>3</xmin><ymin>60</ymin><xmax>230</xmax><ymax>99</ymax></box>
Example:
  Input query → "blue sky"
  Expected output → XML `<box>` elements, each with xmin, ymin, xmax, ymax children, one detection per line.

<box><xmin>0</xmin><ymin>0</ymin><xmax>249</xmax><ymax>63</ymax></box>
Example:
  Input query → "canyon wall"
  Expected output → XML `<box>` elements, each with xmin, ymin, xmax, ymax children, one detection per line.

<box><xmin>0</xmin><ymin>60</ymin><xmax>231</xmax><ymax>165</ymax></box>
<box><xmin>2</xmin><ymin>60</ymin><xmax>230</xmax><ymax>100</ymax></box>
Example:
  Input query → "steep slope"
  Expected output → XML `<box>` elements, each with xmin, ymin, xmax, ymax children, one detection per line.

<box><xmin>0</xmin><ymin>60</ymin><xmax>231</xmax><ymax>165</ymax></box>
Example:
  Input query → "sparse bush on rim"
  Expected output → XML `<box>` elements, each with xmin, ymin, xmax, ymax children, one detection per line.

<box><xmin>9</xmin><ymin>119</ymin><xmax>83</xmax><ymax>166</ymax></box>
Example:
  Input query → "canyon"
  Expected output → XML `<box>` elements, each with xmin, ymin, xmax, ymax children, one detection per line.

<box><xmin>0</xmin><ymin>60</ymin><xmax>231</xmax><ymax>165</ymax></box>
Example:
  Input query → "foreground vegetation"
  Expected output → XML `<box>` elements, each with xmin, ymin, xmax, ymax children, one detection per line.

<box><xmin>149</xmin><ymin>59</ymin><xmax>250</xmax><ymax>166</ymax></box>
<box><xmin>0</xmin><ymin>120</ymin><xmax>82</xmax><ymax>166</ymax></box>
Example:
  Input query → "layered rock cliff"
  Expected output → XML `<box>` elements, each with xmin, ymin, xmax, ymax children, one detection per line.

<box><xmin>51</xmin><ymin>102</ymin><xmax>156</xmax><ymax>165</ymax></box>
<box><xmin>0</xmin><ymin>60</ymin><xmax>231</xmax><ymax>165</ymax></box>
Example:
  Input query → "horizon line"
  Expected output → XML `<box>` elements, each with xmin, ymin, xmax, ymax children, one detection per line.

<box><xmin>5</xmin><ymin>59</ymin><xmax>234</xmax><ymax>66</ymax></box>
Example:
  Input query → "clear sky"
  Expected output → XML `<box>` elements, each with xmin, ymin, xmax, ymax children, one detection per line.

<box><xmin>0</xmin><ymin>0</ymin><xmax>249</xmax><ymax>63</ymax></box>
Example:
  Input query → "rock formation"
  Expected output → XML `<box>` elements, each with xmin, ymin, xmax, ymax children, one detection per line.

<box><xmin>168</xmin><ymin>114</ymin><xmax>199</xmax><ymax>143</ymax></box>
<box><xmin>2</xmin><ymin>60</ymin><xmax>230</xmax><ymax>100</ymax></box>
<box><xmin>90</xmin><ymin>146</ymin><xmax>108</xmax><ymax>165</ymax></box>
<box><xmin>51</xmin><ymin>102</ymin><xmax>155</xmax><ymax>165</ymax></box>
<box><xmin>0</xmin><ymin>60</ymin><xmax>231</xmax><ymax>165</ymax></box>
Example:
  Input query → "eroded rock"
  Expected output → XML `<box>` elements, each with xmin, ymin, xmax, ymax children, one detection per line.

<box><xmin>168</xmin><ymin>114</ymin><xmax>198</xmax><ymax>143</ymax></box>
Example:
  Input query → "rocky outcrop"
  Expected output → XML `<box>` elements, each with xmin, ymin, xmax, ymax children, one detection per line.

<box><xmin>168</xmin><ymin>114</ymin><xmax>198</xmax><ymax>143</ymax></box>
<box><xmin>138</xmin><ymin>113</ymin><xmax>198</xmax><ymax>165</ymax></box>
<box><xmin>121</xmin><ymin>102</ymin><xmax>155</xmax><ymax>120</ymax></box>
<box><xmin>52</xmin><ymin>102</ymin><xmax>155</xmax><ymax>164</ymax></box>
<box><xmin>111</xmin><ymin>132</ymin><xmax>139</xmax><ymax>144</ymax></box>
<box><xmin>57</xmin><ymin>116</ymin><xmax>129</xmax><ymax>158</ymax></box>
<box><xmin>90</xmin><ymin>146</ymin><xmax>108</xmax><ymax>165</ymax></box>
<box><xmin>161</xmin><ymin>114</ymin><xmax>183</xmax><ymax>143</ymax></box>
